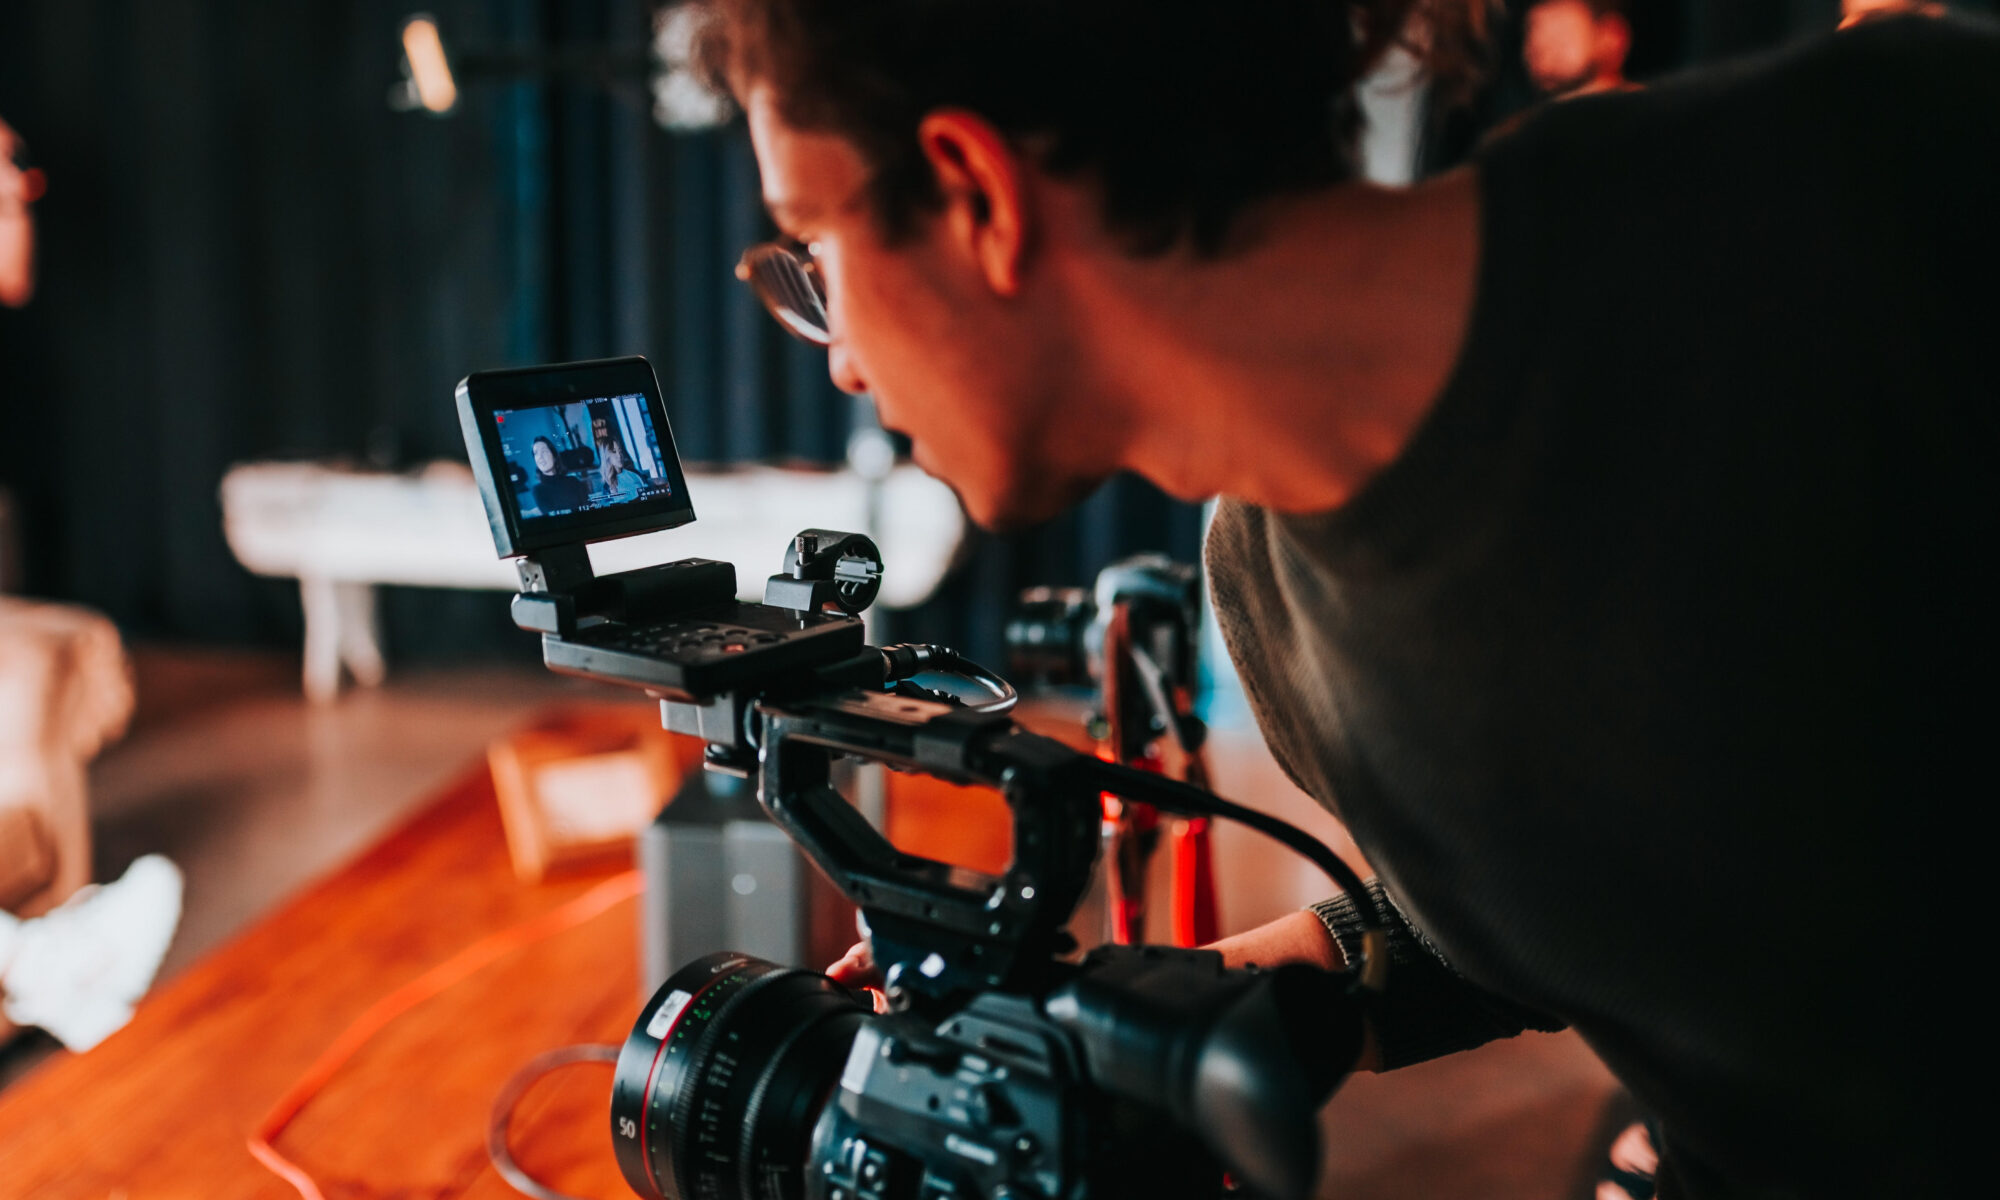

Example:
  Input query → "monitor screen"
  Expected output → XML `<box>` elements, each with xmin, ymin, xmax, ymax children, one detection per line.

<box><xmin>496</xmin><ymin>393</ymin><xmax>676</xmax><ymax>524</ymax></box>
<box><xmin>458</xmin><ymin>356</ymin><xmax>695</xmax><ymax>558</ymax></box>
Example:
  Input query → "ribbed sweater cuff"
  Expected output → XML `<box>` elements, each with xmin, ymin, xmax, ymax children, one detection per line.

<box><xmin>1306</xmin><ymin>883</ymin><xmax>1565</xmax><ymax>1069</ymax></box>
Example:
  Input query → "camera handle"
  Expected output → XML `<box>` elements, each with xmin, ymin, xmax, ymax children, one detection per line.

<box><xmin>754</xmin><ymin>686</ymin><xmax>1103</xmax><ymax>1000</ymax></box>
<box><xmin>745</xmin><ymin>682</ymin><xmax>1388</xmax><ymax>1003</ymax></box>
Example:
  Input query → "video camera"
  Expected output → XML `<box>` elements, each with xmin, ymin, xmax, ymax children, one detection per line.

<box><xmin>457</xmin><ymin>356</ymin><xmax>1386</xmax><ymax>1200</ymax></box>
<box><xmin>1008</xmin><ymin>556</ymin><xmax>1216</xmax><ymax>947</ymax></box>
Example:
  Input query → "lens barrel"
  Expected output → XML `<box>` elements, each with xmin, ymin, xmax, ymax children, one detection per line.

<box><xmin>1005</xmin><ymin>588</ymin><xmax>1094</xmax><ymax>685</ymax></box>
<box><xmin>613</xmin><ymin>953</ymin><xmax>870</xmax><ymax>1200</ymax></box>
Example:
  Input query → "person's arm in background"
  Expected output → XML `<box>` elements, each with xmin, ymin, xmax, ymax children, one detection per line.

<box><xmin>1</xmin><ymin>118</ymin><xmax>36</xmax><ymax>308</ymax></box>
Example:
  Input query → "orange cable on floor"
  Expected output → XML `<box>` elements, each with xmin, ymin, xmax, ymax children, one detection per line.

<box><xmin>247</xmin><ymin>869</ymin><xmax>644</xmax><ymax>1200</ymax></box>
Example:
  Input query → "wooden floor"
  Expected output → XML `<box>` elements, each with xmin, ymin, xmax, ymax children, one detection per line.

<box><xmin>86</xmin><ymin>647</ymin><xmax>611</xmax><ymax>984</ymax></box>
<box><xmin>0</xmin><ymin>645</ymin><xmax>613</xmax><ymax>1090</ymax></box>
<box><xmin>0</xmin><ymin>645</ymin><xmax>1627</xmax><ymax>1198</ymax></box>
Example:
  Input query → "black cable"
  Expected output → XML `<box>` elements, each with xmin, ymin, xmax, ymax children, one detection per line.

<box><xmin>815</xmin><ymin>643</ymin><xmax>1019</xmax><ymax>713</ymax></box>
<box><xmin>912</xmin><ymin>647</ymin><xmax>1017</xmax><ymax>713</ymax></box>
<box><xmin>488</xmin><ymin>1043</ymin><xmax>620</xmax><ymax>1200</ymax></box>
<box><xmin>1082</xmin><ymin>758</ymin><xmax>1389</xmax><ymax>992</ymax></box>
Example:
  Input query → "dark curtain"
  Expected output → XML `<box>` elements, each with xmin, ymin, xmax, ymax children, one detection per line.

<box><xmin>0</xmin><ymin>0</ymin><xmax>551</xmax><ymax>659</ymax></box>
<box><xmin>0</xmin><ymin>0</ymin><xmax>1202</xmax><ymax>668</ymax></box>
<box><xmin>3</xmin><ymin>0</ymin><xmax>1988</xmax><ymax>668</ymax></box>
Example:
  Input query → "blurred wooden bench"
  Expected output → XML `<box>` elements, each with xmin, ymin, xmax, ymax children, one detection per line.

<box><xmin>220</xmin><ymin>460</ymin><xmax>966</xmax><ymax>702</ymax></box>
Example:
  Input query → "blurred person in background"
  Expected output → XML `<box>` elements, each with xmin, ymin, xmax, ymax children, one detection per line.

<box><xmin>1523</xmin><ymin>0</ymin><xmax>1635</xmax><ymax>98</ymax></box>
<box><xmin>528</xmin><ymin>435</ymin><xmax>588</xmax><ymax>513</ymax></box>
<box><xmin>1</xmin><ymin>113</ymin><xmax>184</xmax><ymax>1055</ymax></box>
<box><xmin>699</xmin><ymin>2</ymin><xmax>1996</xmax><ymax>1197</ymax></box>
<box><xmin>595</xmin><ymin>438</ymin><xmax>653</xmax><ymax>501</ymax></box>
<box><xmin>1</xmin><ymin>116</ymin><xmax>38</xmax><ymax>308</ymax></box>
<box><xmin>0</xmin><ymin>855</ymin><xmax>183</xmax><ymax>1053</ymax></box>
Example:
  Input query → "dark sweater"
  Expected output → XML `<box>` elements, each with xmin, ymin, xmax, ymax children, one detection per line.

<box><xmin>1205</xmin><ymin>16</ymin><xmax>1997</xmax><ymax>1199</ymax></box>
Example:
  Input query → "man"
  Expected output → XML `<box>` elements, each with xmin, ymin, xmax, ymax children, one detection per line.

<box><xmin>1523</xmin><ymin>0</ymin><xmax>1636</xmax><ymax>98</ymax></box>
<box><xmin>697</xmin><ymin>4</ymin><xmax>1995</xmax><ymax>1197</ymax></box>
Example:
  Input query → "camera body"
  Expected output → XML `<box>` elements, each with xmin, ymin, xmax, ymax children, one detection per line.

<box><xmin>1006</xmin><ymin>555</ymin><xmax>1200</xmax><ymax>697</ymax></box>
<box><xmin>617</xmin><ymin>943</ymin><xmax>1359</xmax><ymax>1200</ymax></box>
<box><xmin>456</xmin><ymin>357</ymin><xmax>1373</xmax><ymax>1200</ymax></box>
<box><xmin>1006</xmin><ymin>554</ymin><xmax>1206</xmax><ymax>765</ymax></box>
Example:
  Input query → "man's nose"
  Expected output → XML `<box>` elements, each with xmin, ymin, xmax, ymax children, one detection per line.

<box><xmin>828</xmin><ymin>340</ymin><xmax>869</xmax><ymax>396</ymax></box>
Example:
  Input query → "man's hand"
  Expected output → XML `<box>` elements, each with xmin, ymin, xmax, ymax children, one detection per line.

<box><xmin>1205</xmin><ymin>909</ymin><xmax>1348</xmax><ymax>972</ymax></box>
<box><xmin>829</xmin><ymin>910</ymin><xmax>1378</xmax><ymax>1065</ymax></box>
<box><xmin>1205</xmin><ymin>909</ymin><xmax>1383</xmax><ymax>1073</ymax></box>
<box><xmin>827</xmin><ymin>939</ymin><xmax>877</xmax><ymax>986</ymax></box>
<box><xmin>826</xmin><ymin>940</ymin><xmax>889</xmax><ymax>1012</ymax></box>
<box><xmin>831</xmin><ymin>910</ymin><xmax>1346</xmax><ymax>982</ymax></box>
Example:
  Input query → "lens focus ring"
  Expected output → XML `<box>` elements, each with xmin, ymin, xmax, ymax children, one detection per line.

<box><xmin>613</xmin><ymin>953</ymin><xmax>868</xmax><ymax>1200</ymax></box>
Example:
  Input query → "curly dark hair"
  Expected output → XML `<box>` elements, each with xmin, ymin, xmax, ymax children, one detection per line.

<box><xmin>695</xmin><ymin>1</ymin><xmax>1497</xmax><ymax>257</ymax></box>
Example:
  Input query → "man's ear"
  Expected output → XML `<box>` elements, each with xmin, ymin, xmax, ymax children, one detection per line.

<box><xmin>916</xmin><ymin>109</ymin><xmax>1029</xmax><ymax>297</ymax></box>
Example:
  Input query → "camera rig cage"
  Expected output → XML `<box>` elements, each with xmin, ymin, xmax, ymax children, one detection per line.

<box><xmin>457</xmin><ymin>356</ymin><xmax>1388</xmax><ymax>1200</ymax></box>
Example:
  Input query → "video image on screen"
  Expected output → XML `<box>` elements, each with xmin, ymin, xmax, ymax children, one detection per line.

<box><xmin>492</xmin><ymin>393</ymin><xmax>674</xmax><ymax>522</ymax></box>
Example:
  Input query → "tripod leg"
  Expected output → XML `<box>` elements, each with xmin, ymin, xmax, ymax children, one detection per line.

<box><xmin>1171</xmin><ymin>816</ymin><xmax>1218</xmax><ymax>947</ymax></box>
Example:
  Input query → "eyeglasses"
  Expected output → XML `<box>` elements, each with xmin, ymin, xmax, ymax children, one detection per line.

<box><xmin>735</xmin><ymin>240</ymin><xmax>831</xmax><ymax>346</ymax></box>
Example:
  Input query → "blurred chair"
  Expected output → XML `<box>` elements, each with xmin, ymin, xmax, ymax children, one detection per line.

<box><xmin>0</xmin><ymin>597</ymin><xmax>135</xmax><ymax>1043</ymax></box>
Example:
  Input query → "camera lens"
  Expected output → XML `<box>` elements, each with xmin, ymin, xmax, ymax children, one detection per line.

<box><xmin>612</xmin><ymin>952</ymin><xmax>870</xmax><ymax>1200</ymax></box>
<box><xmin>1005</xmin><ymin>587</ymin><xmax>1094</xmax><ymax>685</ymax></box>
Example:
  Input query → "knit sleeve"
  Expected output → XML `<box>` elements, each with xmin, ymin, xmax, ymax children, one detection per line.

<box><xmin>1309</xmin><ymin>881</ymin><xmax>1565</xmax><ymax>1070</ymax></box>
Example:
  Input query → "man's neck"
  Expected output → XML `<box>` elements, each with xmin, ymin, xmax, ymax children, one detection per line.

<box><xmin>1048</xmin><ymin>169</ymin><xmax>1481</xmax><ymax>515</ymax></box>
